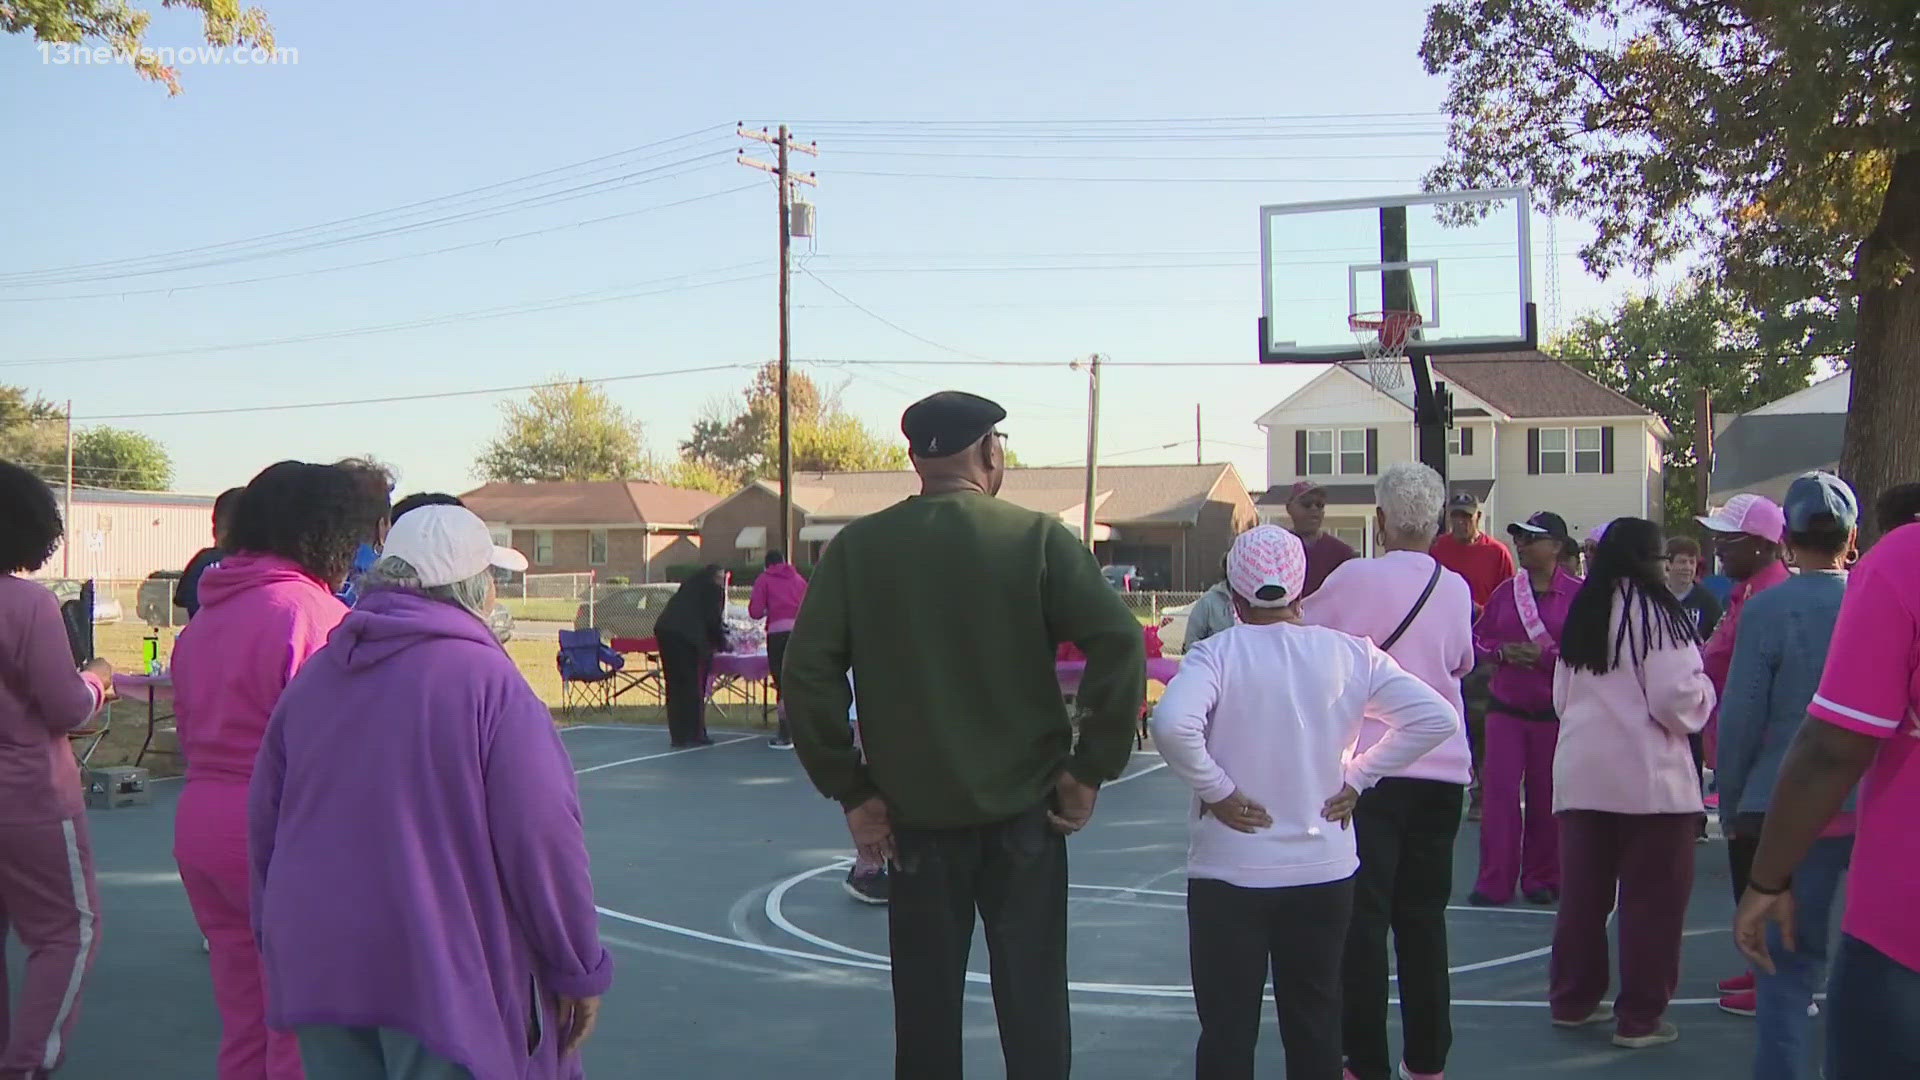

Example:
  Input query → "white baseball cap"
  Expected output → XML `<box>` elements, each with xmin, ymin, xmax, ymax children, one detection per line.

<box><xmin>380</xmin><ymin>504</ymin><xmax>527</xmax><ymax>588</ymax></box>
<box><xmin>1696</xmin><ymin>493</ymin><xmax>1786</xmax><ymax>544</ymax></box>
<box><xmin>1227</xmin><ymin>525</ymin><xmax>1307</xmax><ymax>607</ymax></box>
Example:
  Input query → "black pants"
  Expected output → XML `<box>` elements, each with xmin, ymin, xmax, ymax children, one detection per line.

<box><xmin>767</xmin><ymin>631</ymin><xmax>791</xmax><ymax>741</ymax></box>
<box><xmin>1188</xmin><ymin>874</ymin><xmax>1354</xmax><ymax>1080</ymax></box>
<box><xmin>1343</xmin><ymin>778</ymin><xmax>1464</xmax><ymax>1080</ymax></box>
<box><xmin>889</xmin><ymin>802</ymin><xmax>1068</xmax><ymax>1080</ymax></box>
<box><xmin>657</xmin><ymin>633</ymin><xmax>709</xmax><ymax>746</ymax></box>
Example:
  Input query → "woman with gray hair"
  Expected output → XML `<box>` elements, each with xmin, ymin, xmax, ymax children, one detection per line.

<box><xmin>248</xmin><ymin>505</ymin><xmax>613</xmax><ymax>1079</ymax></box>
<box><xmin>1304</xmin><ymin>461</ymin><xmax>1476</xmax><ymax>1080</ymax></box>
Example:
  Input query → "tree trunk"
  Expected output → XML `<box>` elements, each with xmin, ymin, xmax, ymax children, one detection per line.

<box><xmin>1839</xmin><ymin>148</ymin><xmax>1920</xmax><ymax>547</ymax></box>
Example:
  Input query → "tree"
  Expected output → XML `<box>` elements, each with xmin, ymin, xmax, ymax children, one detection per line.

<box><xmin>71</xmin><ymin>426</ymin><xmax>172</xmax><ymax>490</ymax></box>
<box><xmin>475</xmin><ymin>379</ymin><xmax>647</xmax><ymax>483</ymax></box>
<box><xmin>1553</xmin><ymin>276</ymin><xmax>1834</xmax><ymax>528</ymax></box>
<box><xmin>658</xmin><ymin>457</ymin><xmax>736</xmax><ymax>495</ymax></box>
<box><xmin>1421</xmin><ymin>0</ymin><xmax>1918</xmax><ymax>538</ymax></box>
<box><xmin>0</xmin><ymin>386</ymin><xmax>64</xmax><ymax>471</ymax></box>
<box><xmin>679</xmin><ymin>363</ymin><xmax>900</xmax><ymax>483</ymax></box>
<box><xmin>7</xmin><ymin>0</ymin><xmax>275</xmax><ymax>94</ymax></box>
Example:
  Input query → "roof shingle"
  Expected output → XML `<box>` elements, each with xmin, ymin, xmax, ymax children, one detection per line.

<box><xmin>460</xmin><ymin>480</ymin><xmax>719</xmax><ymax>528</ymax></box>
<box><xmin>1431</xmin><ymin>353</ymin><xmax>1652</xmax><ymax>419</ymax></box>
<box><xmin>788</xmin><ymin>463</ymin><xmax>1247</xmax><ymax>524</ymax></box>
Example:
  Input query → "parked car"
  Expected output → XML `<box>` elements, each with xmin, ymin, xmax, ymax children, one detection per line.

<box><xmin>138</xmin><ymin>570</ymin><xmax>189</xmax><ymax>627</ymax></box>
<box><xmin>39</xmin><ymin>579</ymin><xmax>124</xmax><ymax>625</ymax></box>
<box><xmin>574</xmin><ymin>584</ymin><xmax>680</xmax><ymax>639</ymax></box>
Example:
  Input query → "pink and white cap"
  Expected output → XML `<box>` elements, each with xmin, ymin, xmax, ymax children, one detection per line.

<box><xmin>1697</xmin><ymin>493</ymin><xmax>1786</xmax><ymax>544</ymax></box>
<box><xmin>1227</xmin><ymin>524</ymin><xmax>1307</xmax><ymax>607</ymax></box>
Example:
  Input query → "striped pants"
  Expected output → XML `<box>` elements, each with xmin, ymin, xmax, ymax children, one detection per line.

<box><xmin>0</xmin><ymin>816</ymin><xmax>101</xmax><ymax>1078</ymax></box>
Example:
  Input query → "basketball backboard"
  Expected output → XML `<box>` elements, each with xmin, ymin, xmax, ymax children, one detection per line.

<box><xmin>1258</xmin><ymin>188</ymin><xmax>1536</xmax><ymax>363</ymax></box>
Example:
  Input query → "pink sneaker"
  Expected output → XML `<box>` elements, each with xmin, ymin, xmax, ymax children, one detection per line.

<box><xmin>1718</xmin><ymin>971</ymin><xmax>1755</xmax><ymax>993</ymax></box>
<box><xmin>1399</xmin><ymin>1066</ymin><xmax>1444</xmax><ymax>1080</ymax></box>
<box><xmin>1719</xmin><ymin>990</ymin><xmax>1758</xmax><ymax>1017</ymax></box>
<box><xmin>1704</xmin><ymin>792</ymin><xmax>1720</xmax><ymax>809</ymax></box>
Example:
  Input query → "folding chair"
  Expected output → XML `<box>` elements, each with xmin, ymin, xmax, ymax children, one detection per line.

<box><xmin>556</xmin><ymin>629</ymin><xmax>624</xmax><ymax>719</ymax></box>
<box><xmin>607</xmin><ymin>636</ymin><xmax>665</xmax><ymax>705</ymax></box>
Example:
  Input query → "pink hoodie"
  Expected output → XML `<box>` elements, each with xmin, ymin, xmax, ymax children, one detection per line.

<box><xmin>0</xmin><ymin>576</ymin><xmax>106</xmax><ymax>825</ymax></box>
<box><xmin>748</xmin><ymin>563</ymin><xmax>809</xmax><ymax>635</ymax></box>
<box><xmin>170</xmin><ymin>553</ymin><xmax>347</xmax><ymax>785</ymax></box>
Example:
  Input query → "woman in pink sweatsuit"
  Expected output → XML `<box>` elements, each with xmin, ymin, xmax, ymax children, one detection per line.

<box><xmin>170</xmin><ymin>462</ymin><xmax>369</xmax><ymax>1079</ymax></box>
<box><xmin>0</xmin><ymin>462</ymin><xmax>113</xmax><ymax>1078</ymax></box>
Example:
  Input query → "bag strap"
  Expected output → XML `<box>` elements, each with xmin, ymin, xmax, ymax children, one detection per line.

<box><xmin>1379</xmin><ymin>559</ymin><xmax>1445</xmax><ymax>653</ymax></box>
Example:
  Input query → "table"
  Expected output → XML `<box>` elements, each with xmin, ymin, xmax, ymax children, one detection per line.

<box><xmin>112</xmin><ymin>672</ymin><xmax>175</xmax><ymax>767</ymax></box>
<box><xmin>706</xmin><ymin>651</ymin><xmax>771</xmax><ymax>724</ymax></box>
<box><xmin>1053</xmin><ymin>656</ymin><xmax>1181</xmax><ymax>695</ymax></box>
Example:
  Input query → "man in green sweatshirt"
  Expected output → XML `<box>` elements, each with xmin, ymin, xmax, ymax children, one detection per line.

<box><xmin>785</xmin><ymin>390</ymin><xmax>1147</xmax><ymax>1080</ymax></box>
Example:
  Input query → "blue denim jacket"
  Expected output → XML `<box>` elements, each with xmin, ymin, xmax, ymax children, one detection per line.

<box><xmin>1717</xmin><ymin>570</ymin><xmax>1855</xmax><ymax>817</ymax></box>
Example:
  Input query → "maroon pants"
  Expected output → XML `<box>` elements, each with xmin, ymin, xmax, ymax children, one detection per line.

<box><xmin>0</xmin><ymin>816</ymin><xmax>101</xmax><ymax>1078</ymax></box>
<box><xmin>1549</xmin><ymin>810</ymin><xmax>1701</xmax><ymax>1037</ymax></box>
<box><xmin>1473</xmin><ymin>713</ymin><xmax>1559</xmax><ymax>902</ymax></box>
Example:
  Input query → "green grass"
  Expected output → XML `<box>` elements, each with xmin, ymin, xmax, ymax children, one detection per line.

<box><xmin>499</xmin><ymin>597</ymin><xmax>581</xmax><ymax>622</ymax></box>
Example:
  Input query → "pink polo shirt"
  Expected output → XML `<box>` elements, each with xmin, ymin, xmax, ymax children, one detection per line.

<box><xmin>1305</xmin><ymin>551</ymin><xmax>1476</xmax><ymax>785</ymax></box>
<box><xmin>1805</xmin><ymin>524</ymin><xmax>1920</xmax><ymax>973</ymax></box>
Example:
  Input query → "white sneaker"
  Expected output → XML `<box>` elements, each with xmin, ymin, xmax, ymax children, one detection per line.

<box><xmin>1612</xmin><ymin>1022</ymin><xmax>1679</xmax><ymax>1049</ymax></box>
<box><xmin>1552</xmin><ymin>1004</ymin><xmax>1614</xmax><ymax>1028</ymax></box>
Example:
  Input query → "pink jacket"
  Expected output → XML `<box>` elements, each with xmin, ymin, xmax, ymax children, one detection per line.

<box><xmin>748</xmin><ymin>563</ymin><xmax>809</xmax><ymax>635</ymax></box>
<box><xmin>0</xmin><ymin>576</ymin><xmax>106</xmax><ymax>824</ymax></box>
<box><xmin>1552</xmin><ymin>587</ymin><xmax>1716</xmax><ymax>815</ymax></box>
<box><xmin>171</xmin><ymin>553</ymin><xmax>346</xmax><ymax>785</ymax></box>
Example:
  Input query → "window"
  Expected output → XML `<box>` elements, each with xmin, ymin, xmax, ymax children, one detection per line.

<box><xmin>1538</xmin><ymin>428</ymin><xmax>1568</xmax><ymax>474</ymax></box>
<box><xmin>533</xmin><ymin>530</ymin><xmax>554</xmax><ymax>566</ymax></box>
<box><xmin>1449</xmin><ymin>425</ymin><xmax>1474</xmax><ymax>458</ymax></box>
<box><xmin>588</xmin><ymin>529</ymin><xmax>609</xmax><ymax>566</ymax></box>
<box><xmin>1333</xmin><ymin>524</ymin><xmax>1368</xmax><ymax>556</ymax></box>
<box><xmin>1304</xmin><ymin>428</ymin><xmax>1371</xmax><ymax>476</ymax></box>
<box><xmin>1573</xmin><ymin>426</ymin><xmax>1604</xmax><ymax>474</ymax></box>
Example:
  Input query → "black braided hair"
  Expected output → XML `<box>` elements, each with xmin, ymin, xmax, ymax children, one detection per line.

<box><xmin>1561</xmin><ymin>517</ymin><xmax>1699</xmax><ymax>675</ymax></box>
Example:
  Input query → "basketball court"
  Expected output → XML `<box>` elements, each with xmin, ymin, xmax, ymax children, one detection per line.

<box><xmin>73</xmin><ymin>724</ymin><xmax>1775</xmax><ymax>1078</ymax></box>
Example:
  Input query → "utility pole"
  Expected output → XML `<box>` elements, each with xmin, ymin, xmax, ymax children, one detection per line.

<box><xmin>1074</xmin><ymin>355</ymin><xmax>1104</xmax><ymax>554</ymax></box>
<box><xmin>738</xmin><ymin>124</ymin><xmax>817</xmax><ymax>556</ymax></box>
<box><xmin>63</xmin><ymin>400</ymin><xmax>74</xmax><ymax>576</ymax></box>
<box><xmin>1195</xmin><ymin>403</ymin><xmax>1203</xmax><ymax>465</ymax></box>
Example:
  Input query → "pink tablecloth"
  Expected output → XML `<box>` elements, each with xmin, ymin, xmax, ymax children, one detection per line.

<box><xmin>709</xmin><ymin>651</ymin><xmax>771</xmax><ymax>682</ymax></box>
<box><xmin>112</xmin><ymin>672</ymin><xmax>174</xmax><ymax>705</ymax></box>
<box><xmin>1054</xmin><ymin>657</ymin><xmax>1181</xmax><ymax>694</ymax></box>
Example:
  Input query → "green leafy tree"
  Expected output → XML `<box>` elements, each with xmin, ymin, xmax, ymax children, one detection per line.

<box><xmin>1553</xmin><ymin>277</ymin><xmax>1838</xmax><ymax>528</ymax></box>
<box><xmin>7</xmin><ymin>0</ymin><xmax>275</xmax><ymax>94</ymax></box>
<box><xmin>791</xmin><ymin>411</ymin><xmax>908</xmax><ymax>474</ymax></box>
<box><xmin>475</xmin><ymin>379</ymin><xmax>647</xmax><ymax>483</ymax></box>
<box><xmin>0</xmin><ymin>386</ymin><xmax>65</xmax><ymax>471</ymax></box>
<box><xmin>680</xmin><ymin>363</ymin><xmax>900</xmax><ymax>482</ymax></box>
<box><xmin>71</xmin><ymin>426</ymin><xmax>172</xmax><ymax>490</ymax></box>
<box><xmin>659</xmin><ymin>457</ymin><xmax>736</xmax><ymax>495</ymax></box>
<box><xmin>1421</xmin><ymin>0</ymin><xmax>1918</xmax><ymax>536</ymax></box>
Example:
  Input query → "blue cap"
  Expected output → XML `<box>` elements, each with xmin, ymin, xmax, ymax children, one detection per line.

<box><xmin>1783</xmin><ymin>471</ymin><xmax>1858</xmax><ymax>533</ymax></box>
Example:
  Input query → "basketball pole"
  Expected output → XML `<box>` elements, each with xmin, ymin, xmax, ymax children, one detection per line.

<box><xmin>1381</xmin><ymin>207</ymin><xmax>1451</xmax><ymax>484</ymax></box>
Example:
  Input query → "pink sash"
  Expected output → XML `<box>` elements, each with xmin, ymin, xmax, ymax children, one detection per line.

<box><xmin>1512</xmin><ymin>572</ymin><xmax>1554</xmax><ymax>645</ymax></box>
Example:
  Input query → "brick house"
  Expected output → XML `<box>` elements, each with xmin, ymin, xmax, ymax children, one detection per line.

<box><xmin>1253</xmin><ymin>354</ymin><xmax>1669</xmax><ymax>551</ymax></box>
<box><xmin>459</xmin><ymin>480</ymin><xmax>721</xmax><ymax>584</ymax></box>
<box><xmin>697</xmin><ymin>464</ymin><xmax>1259</xmax><ymax>590</ymax></box>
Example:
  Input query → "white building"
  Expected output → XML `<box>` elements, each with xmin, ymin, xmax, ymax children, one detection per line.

<box><xmin>1709</xmin><ymin>371</ymin><xmax>1848</xmax><ymax>505</ymax></box>
<box><xmin>35</xmin><ymin>486</ymin><xmax>217</xmax><ymax>583</ymax></box>
<box><xmin>1252</xmin><ymin>353</ymin><xmax>1670</xmax><ymax>553</ymax></box>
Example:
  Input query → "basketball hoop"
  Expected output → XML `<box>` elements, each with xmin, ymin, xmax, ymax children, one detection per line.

<box><xmin>1349</xmin><ymin>310</ymin><xmax>1423</xmax><ymax>391</ymax></box>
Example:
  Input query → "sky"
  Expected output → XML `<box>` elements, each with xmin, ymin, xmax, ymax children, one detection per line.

<box><xmin>0</xmin><ymin>0</ymin><xmax>1665</xmax><ymax>498</ymax></box>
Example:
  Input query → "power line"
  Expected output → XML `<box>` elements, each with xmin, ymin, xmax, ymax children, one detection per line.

<box><xmin>797</xmin><ymin>267</ymin><xmax>995</xmax><ymax>361</ymax></box>
<box><xmin>0</xmin><ymin>185</ymin><xmax>759</xmax><ymax>303</ymax></box>
<box><xmin>839</xmin><ymin>170</ymin><xmax>1416</xmax><ymax>184</ymax></box>
<box><xmin>796</xmin><ymin>111</ymin><xmax>1444</xmax><ymax>125</ymax></box>
<box><xmin>1</xmin><ymin>264</ymin><xmax>770</xmax><ymax>369</ymax></box>
<box><xmin>70</xmin><ymin>363</ymin><xmax>761</xmax><ymax>422</ymax></box>
<box><xmin>0</xmin><ymin>125</ymin><xmax>732</xmax><ymax>284</ymax></box>
<box><xmin>836</xmin><ymin>149</ymin><xmax>1448</xmax><ymax>162</ymax></box>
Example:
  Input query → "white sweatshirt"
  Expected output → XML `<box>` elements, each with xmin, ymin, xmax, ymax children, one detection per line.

<box><xmin>1150</xmin><ymin>621</ymin><xmax>1457</xmax><ymax>889</ymax></box>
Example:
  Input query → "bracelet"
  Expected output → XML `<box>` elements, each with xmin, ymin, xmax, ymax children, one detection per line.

<box><xmin>1746</xmin><ymin>875</ymin><xmax>1793</xmax><ymax>897</ymax></box>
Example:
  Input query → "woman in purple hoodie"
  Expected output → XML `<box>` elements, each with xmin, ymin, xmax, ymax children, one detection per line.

<box><xmin>748</xmin><ymin>549</ymin><xmax>808</xmax><ymax>749</ymax></box>
<box><xmin>0</xmin><ymin>462</ymin><xmax>113</xmax><ymax>1078</ymax></box>
<box><xmin>250</xmin><ymin>505</ymin><xmax>612</xmax><ymax>1079</ymax></box>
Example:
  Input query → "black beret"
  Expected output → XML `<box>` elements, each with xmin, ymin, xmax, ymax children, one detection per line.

<box><xmin>901</xmin><ymin>392</ymin><xmax>1007</xmax><ymax>459</ymax></box>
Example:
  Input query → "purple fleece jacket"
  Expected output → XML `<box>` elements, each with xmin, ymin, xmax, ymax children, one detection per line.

<box><xmin>249</xmin><ymin>589</ymin><xmax>612</xmax><ymax>1080</ymax></box>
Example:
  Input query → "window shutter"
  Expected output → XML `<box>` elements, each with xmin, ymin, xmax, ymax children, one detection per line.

<box><xmin>1600</xmin><ymin>426</ymin><xmax>1616</xmax><ymax>473</ymax></box>
<box><xmin>1294</xmin><ymin>429</ymin><xmax>1307</xmax><ymax>476</ymax></box>
<box><xmin>1365</xmin><ymin>428</ymin><xmax>1379</xmax><ymax>474</ymax></box>
<box><xmin>1459</xmin><ymin>425</ymin><xmax>1473</xmax><ymax>456</ymax></box>
<box><xmin>1526</xmin><ymin>428</ymin><xmax>1541</xmax><ymax>475</ymax></box>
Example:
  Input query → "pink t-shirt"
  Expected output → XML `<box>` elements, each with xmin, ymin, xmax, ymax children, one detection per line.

<box><xmin>1805</xmin><ymin>524</ymin><xmax>1920</xmax><ymax>973</ymax></box>
<box><xmin>1304</xmin><ymin>551</ymin><xmax>1476</xmax><ymax>785</ymax></box>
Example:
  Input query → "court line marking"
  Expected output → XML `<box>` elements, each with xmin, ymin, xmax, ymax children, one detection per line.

<box><xmin>573</xmin><ymin>735</ymin><xmax>758</xmax><ymax>775</ymax></box>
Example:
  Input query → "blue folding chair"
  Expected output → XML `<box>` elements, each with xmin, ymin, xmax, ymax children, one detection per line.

<box><xmin>556</xmin><ymin>629</ymin><xmax>625</xmax><ymax>718</ymax></box>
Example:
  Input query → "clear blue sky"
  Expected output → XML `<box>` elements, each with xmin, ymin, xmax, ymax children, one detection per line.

<box><xmin>0</xmin><ymin>0</ymin><xmax>1651</xmax><ymax>497</ymax></box>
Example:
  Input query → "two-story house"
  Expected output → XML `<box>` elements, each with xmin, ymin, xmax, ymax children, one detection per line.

<box><xmin>1253</xmin><ymin>353</ymin><xmax>1669</xmax><ymax>553</ymax></box>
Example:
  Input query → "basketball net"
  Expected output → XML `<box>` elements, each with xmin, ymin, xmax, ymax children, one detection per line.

<box><xmin>1349</xmin><ymin>310</ymin><xmax>1422</xmax><ymax>392</ymax></box>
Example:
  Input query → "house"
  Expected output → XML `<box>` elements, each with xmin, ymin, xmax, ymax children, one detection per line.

<box><xmin>698</xmin><ymin>463</ymin><xmax>1259</xmax><ymax>590</ymax></box>
<box><xmin>459</xmin><ymin>480</ymin><xmax>721</xmax><ymax>583</ymax></box>
<box><xmin>1252</xmin><ymin>353</ymin><xmax>1670</xmax><ymax>551</ymax></box>
<box><xmin>31</xmin><ymin>485</ymin><xmax>218</xmax><ymax>583</ymax></box>
<box><xmin>1709</xmin><ymin>371</ymin><xmax>1847</xmax><ymax>504</ymax></box>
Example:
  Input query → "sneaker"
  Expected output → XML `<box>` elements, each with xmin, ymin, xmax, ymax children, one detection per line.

<box><xmin>1718</xmin><ymin>991</ymin><xmax>1758</xmax><ymax>1017</ymax></box>
<box><xmin>1524</xmin><ymin>887</ymin><xmax>1559</xmax><ymax>905</ymax></box>
<box><xmin>1467</xmin><ymin>891</ymin><xmax>1506</xmax><ymax>907</ymax></box>
<box><xmin>1704</xmin><ymin>792</ymin><xmax>1720</xmax><ymax>809</ymax></box>
<box><xmin>1399</xmin><ymin>1065</ymin><xmax>1443</xmax><ymax>1080</ymax></box>
<box><xmin>844</xmin><ymin>866</ymin><xmax>890</xmax><ymax>905</ymax></box>
<box><xmin>1717</xmin><ymin>971</ymin><xmax>1755</xmax><ymax>993</ymax></box>
<box><xmin>1612</xmin><ymin>1021</ymin><xmax>1679</xmax><ymax>1049</ymax></box>
<box><xmin>768</xmin><ymin>737</ymin><xmax>794</xmax><ymax>749</ymax></box>
<box><xmin>1552</xmin><ymin>1004</ymin><xmax>1614</xmax><ymax>1028</ymax></box>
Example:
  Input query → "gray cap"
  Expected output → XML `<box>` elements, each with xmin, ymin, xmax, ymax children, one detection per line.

<box><xmin>1783</xmin><ymin>471</ymin><xmax>1858</xmax><ymax>533</ymax></box>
